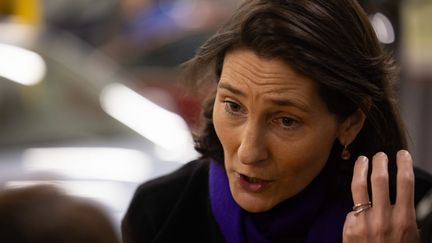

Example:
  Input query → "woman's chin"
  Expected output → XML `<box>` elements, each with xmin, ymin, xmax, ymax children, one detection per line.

<box><xmin>232</xmin><ymin>191</ymin><xmax>277</xmax><ymax>213</ymax></box>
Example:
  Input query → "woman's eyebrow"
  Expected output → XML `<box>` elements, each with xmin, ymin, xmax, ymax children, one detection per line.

<box><xmin>217</xmin><ymin>82</ymin><xmax>246</xmax><ymax>97</ymax></box>
<box><xmin>267</xmin><ymin>98</ymin><xmax>311</xmax><ymax>112</ymax></box>
<box><xmin>218</xmin><ymin>81</ymin><xmax>311</xmax><ymax>112</ymax></box>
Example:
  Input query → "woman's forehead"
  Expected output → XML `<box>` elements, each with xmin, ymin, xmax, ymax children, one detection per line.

<box><xmin>222</xmin><ymin>49</ymin><xmax>312</xmax><ymax>84</ymax></box>
<box><xmin>220</xmin><ymin>49</ymin><xmax>317</xmax><ymax>94</ymax></box>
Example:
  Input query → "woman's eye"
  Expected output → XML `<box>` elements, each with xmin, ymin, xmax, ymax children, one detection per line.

<box><xmin>223</xmin><ymin>100</ymin><xmax>243</xmax><ymax>114</ymax></box>
<box><xmin>277</xmin><ymin>116</ymin><xmax>299</xmax><ymax>128</ymax></box>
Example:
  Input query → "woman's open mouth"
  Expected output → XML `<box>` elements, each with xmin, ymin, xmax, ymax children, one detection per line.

<box><xmin>236</xmin><ymin>172</ymin><xmax>273</xmax><ymax>192</ymax></box>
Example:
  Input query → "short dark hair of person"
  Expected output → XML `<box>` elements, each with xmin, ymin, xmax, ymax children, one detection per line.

<box><xmin>0</xmin><ymin>185</ymin><xmax>119</xmax><ymax>243</ymax></box>
<box><xmin>180</xmin><ymin>0</ymin><xmax>406</xmax><ymax>199</ymax></box>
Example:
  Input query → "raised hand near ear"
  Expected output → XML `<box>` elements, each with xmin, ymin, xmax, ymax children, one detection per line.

<box><xmin>343</xmin><ymin>150</ymin><xmax>420</xmax><ymax>243</ymax></box>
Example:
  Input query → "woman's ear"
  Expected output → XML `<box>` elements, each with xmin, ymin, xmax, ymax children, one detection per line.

<box><xmin>337</xmin><ymin>108</ymin><xmax>367</xmax><ymax>146</ymax></box>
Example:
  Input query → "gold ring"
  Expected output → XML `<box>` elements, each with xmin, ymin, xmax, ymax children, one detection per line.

<box><xmin>353</xmin><ymin>204</ymin><xmax>372</xmax><ymax>216</ymax></box>
<box><xmin>352</xmin><ymin>201</ymin><xmax>372</xmax><ymax>211</ymax></box>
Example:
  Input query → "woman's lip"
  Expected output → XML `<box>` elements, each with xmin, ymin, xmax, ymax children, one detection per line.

<box><xmin>235</xmin><ymin>172</ymin><xmax>273</xmax><ymax>192</ymax></box>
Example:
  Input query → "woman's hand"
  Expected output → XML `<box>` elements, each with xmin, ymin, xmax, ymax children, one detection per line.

<box><xmin>343</xmin><ymin>150</ymin><xmax>420</xmax><ymax>243</ymax></box>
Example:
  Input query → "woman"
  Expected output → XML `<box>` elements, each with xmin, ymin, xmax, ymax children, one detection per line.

<box><xmin>122</xmin><ymin>0</ymin><xmax>432</xmax><ymax>242</ymax></box>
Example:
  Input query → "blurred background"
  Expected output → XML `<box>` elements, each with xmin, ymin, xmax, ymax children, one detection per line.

<box><xmin>0</xmin><ymin>0</ymin><xmax>431</xmax><ymax>237</ymax></box>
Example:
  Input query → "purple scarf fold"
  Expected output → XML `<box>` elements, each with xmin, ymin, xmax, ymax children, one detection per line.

<box><xmin>209</xmin><ymin>160</ymin><xmax>351</xmax><ymax>243</ymax></box>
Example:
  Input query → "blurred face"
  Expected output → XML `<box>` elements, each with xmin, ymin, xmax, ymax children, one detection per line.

<box><xmin>213</xmin><ymin>49</ymin><xmax>344</xmax><ymax>212</ymax></box>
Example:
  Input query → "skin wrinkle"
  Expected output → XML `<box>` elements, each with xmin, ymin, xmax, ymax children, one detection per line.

<box><xmin>218</xmin><ymin>82</ymin><xmax>311</xmax><ymax>113</ymax></box>
<box><xmin>223</xmin><ymin>51</ymin><xmax>294</xmax><ymax>85</ymax></box>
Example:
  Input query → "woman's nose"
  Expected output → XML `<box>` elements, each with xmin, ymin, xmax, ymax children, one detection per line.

<box><xmin>237</xmin><ymin>123</ymin><xmax>268</xmax><ymax>165</ymax></box>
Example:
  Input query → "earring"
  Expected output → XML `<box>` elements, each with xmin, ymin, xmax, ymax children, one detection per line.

<box><xmin>341</xmin><ymin>144</ymin><xmax>351</xmax><ymax>160</ymax></box>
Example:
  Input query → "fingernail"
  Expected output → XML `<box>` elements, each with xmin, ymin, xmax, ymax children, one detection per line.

<box><xmin>358</xmin><ymin>156</ymin><xmax>368</xmax><ymax>163</ymax></box>
<box><xmin>373</xmin><ymin>152</ymin><xmax>388</xmax><ymax>161</ymax></box>
<box><xmin>376</xmin><ymin>152</ymin><xmax>387</xmax><ymax>157</ymax></box>
<box><xmin>398</xmin><ymin>149</ymin><xmax>411</xmax><ymax>158</ymax></box>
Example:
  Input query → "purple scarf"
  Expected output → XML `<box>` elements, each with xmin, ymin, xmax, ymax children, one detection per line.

<box><xmin>209</xmin><ymin>160</ymin><xmax>351</xmax><ymax>243</ymax></box>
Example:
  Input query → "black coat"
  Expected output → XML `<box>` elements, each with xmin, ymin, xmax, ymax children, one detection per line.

<box><xmin>122</xmin><ymin>159</ymin><xmax>432</xmax><ymax>243</ymax></box>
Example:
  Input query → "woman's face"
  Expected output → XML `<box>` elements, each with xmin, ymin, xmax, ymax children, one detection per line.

<box><xmin>213</xmin><ymin>49</ymin><xmax>345</xmax><ymax>212</ymax></box>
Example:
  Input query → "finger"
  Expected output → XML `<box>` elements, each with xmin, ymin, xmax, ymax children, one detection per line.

<box><xmin>351</xmin><ymin>156</ymin><xmax>370</xmax><ymax>209</ymax></box>
<box><xmin>371</xmin><ymin>152</ymin><xmax>390</xmax><ymax>210</ymax></box>
<box><xmin>395</xmin><ymin>150</ymin><xmax>415</xmax><ymax>209</ymax></box>
<box><xmin>343</xmin><ymin>212</ymin><xmax>365</xmax><ymax>242</ymax></box>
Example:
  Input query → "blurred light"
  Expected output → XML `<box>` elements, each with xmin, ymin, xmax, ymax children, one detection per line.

<box><xmin>370</xmin><ymin>12</ymin><xmax>395</xmax><ymax>44</ymax></box>
<box><xmin>0</xmin><ymin>43</ymin><xmax>46</xmax><ymax>85</ymax></box>
<box><xmin>100</xmin><ymin>83</ymin><xmax>198</xmax><ymax>161</ymax></box>
<box><xmin>22</xmin><ymin>147</ymin><xmax>153</xmax><ymax>183</ymax></box>
<box><xmin>417</xmin><ymin>191</ymin><xmax>432</xmax><ymax>221</ymax></box>
<box><xmin>168</xmin><ymin>0</ymin><xmax>201</xmax><ymax>29</ymax></box>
